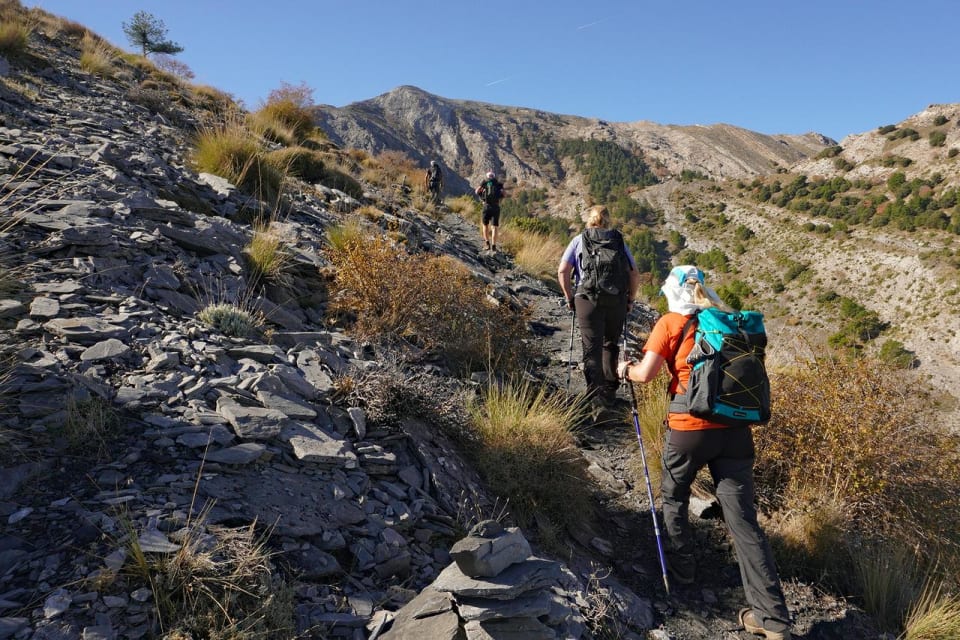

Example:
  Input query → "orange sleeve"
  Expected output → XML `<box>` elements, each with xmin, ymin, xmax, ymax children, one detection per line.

<box><xmin>643</xmin><ymin>312</ymin><xmax>727</xmax><ymax>431</ymax></box>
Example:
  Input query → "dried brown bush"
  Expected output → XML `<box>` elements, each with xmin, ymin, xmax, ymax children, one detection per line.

<box><xmin>755</xmin><ymin>353</ymin><xmax>960</xmax><ymax>562</ymax></box>
<box><xmin>327</xmin><ymin>230</ymin><xmax>533</xmax><ymax>374</ymax></box>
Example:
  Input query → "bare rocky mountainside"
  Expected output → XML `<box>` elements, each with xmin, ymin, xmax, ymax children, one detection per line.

<box><xmin>0</xmin><ymin>4</ymin><xmax>958</xmax><ymax>640</ymax></box>
<box><xmin>312</xmin><ymin>85</ymin><xmax>833</xmax><ymax>206</ymax></box>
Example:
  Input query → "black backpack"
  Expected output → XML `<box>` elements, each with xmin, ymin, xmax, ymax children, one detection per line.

<box><xmin>576</xmin><ymin>228</ymin><xmax>630</xmax><ymax>298</ymax></box>
<box><xmin>483</xmin><ymin>179</ymin><xmax>502</xmax><ymax>205</ymax></box>
<box><xmin>428</xmin><ymin>165</ymin><xmax>441</xmax><ymax>186</ymax></box>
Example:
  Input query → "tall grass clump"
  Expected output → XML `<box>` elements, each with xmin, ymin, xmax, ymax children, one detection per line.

<box><xmin>0</xmin><ymin>15</ymin><xmax>30</xmax><ymax>55</ymax></box>
<box><xmin>467</xmin><ymin>381</ymin><xmax>592</xmax><ymax>532</ymax></box>
<box><xmin>244</xmin><ymin>222</ymin><xmax>290</xmax><ymax>285</ymax></box>
<box><xmin>500</xmin><ymin>228</ymin><xmax>567</xmax><ymax>286</ymax></box>
<box><xmin>56</xmin><ymin>395</ymin><xmax>120</xmax><ymax>458</ymax></box>
<box><xmin>79</xmin><ymin>32</ymin><xmax>116</xmax><ymax>77</ymax></box>
<box><xmin>247</xmin><ymin>81</ymin><xmax>318</xmax><ymax>146</ymax></box>
<box><xmin>624</xmin><ymin>371</ymin><xmax>669</xmax><ymax>491</ymax></box>
<box><xmin>192</xmin><ymin>118</ymin><xmax>282</xmax><ymax>212</ymax></box>
<box><xmin>755</xmin><ymin>352</ymin><xmax>960</xmax><ymax>577</ymax></box>
<box><xmin>326</xmin><ymin>228</ymin><xmax>533</xmax><ymax>374</ymax></box>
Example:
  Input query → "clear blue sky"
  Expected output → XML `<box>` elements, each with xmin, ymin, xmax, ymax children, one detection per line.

<box><xmin>23</xmin><ymin>0</ymin><xmax>960</xmax><ymax>142</ymax></box>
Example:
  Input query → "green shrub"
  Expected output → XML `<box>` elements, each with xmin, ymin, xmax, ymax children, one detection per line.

<box><xmin>949</xmin><ymin>148</ymin><xmax>959</xmax><ymax>159</ymax></box>
<box><xmin>877</xmin><ymin>339</ymin><xmax>916</xmax><ymax>368</ymax></box>
<box><xmin>878</xmin><ymin>124</ymin><xmax>897</xmax><ymax>135</ymax></box>
<box><xmin>929</xmin><ymin>131</ymin><xmax>947</xmax><ymax>148</ymax></box>
<box><xmin>933</xmin><ymin>115</ymin><xmax>949</xmax><ymax>126</ymax></box>
<box><xmin>815</xmin><ymin>145</ymin><xmax>843</xmax><ymax>159</ymax></box>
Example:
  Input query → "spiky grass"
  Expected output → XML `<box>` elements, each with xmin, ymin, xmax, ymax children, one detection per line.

<box><xmin>79</xmin><ymin>32</ymin><xmax>116</xmax><ymax>77</ymax></box>
<box><xmin>245</xmin><ymin>222</ymin><xmax>291</xmax><ymax>285</ymax></box>
<box><xmin>901</xmin><ymin>580</ymin><xmax>960</xmax><ymax>640</ymax></box>
<box><xmin>467</xmin><ymin>381</ymin><xmax>592</xmax><ymax>531</ymax></box>
<box><xmin>0</xmin><ymin>18</ymin><xmax>30</xmax><ymax>55</ymax></box>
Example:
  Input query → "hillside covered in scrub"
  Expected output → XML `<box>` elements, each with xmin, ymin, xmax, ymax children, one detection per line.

<box><xmin>1</xmin><ymin>3</ymin><xmax>960</xmax><ymax>640</ymax></box>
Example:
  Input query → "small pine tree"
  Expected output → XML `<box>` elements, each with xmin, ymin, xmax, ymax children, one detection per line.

<box><xmin>122</xmin><ymin>11</ymin><xmax>183</xmax><ymax>57</ymax></box>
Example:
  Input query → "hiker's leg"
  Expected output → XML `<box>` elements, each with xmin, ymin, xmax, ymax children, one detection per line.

<box><xmin>481</xmin><ymin>208</ymin><xmax>492</xmax><ymax>246</ymax></box>
<box><xmin>709</xmin><ymin>428</ymin><xmax>790</xmax><ymax>630</ymax></box>
<box><xmin>599</xmin><ymin>297</ymin><xmax>627</xmax><ymax>399</ymax></box>
<box><xmin>574</xmin><ymin>296</ymin><xmax>604</xmax><ymax>398</ymax></box>
<box><xmin>660</xmin><ymin>428</ymin><xmax>707</xmax><ymax>552</ymax></box>
<box><xmin>490</xmin><ymin>207</ymin><xmax>500</xmax><ymax>247</ymax></box>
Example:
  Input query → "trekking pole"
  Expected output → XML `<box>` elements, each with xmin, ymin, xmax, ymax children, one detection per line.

<box><xmin>565</xmin><ymin>305</ymin><xmax>576</xmax><ymax>393</ymax></box>
<box><xmin>621</xmin><ymin>331</ymin><xmax>671</xmax><ymax>596</ymax></box>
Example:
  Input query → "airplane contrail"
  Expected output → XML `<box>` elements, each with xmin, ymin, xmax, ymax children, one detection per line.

<box><xmin>485</xmin><ymin>76</ymin><xmax>513</xmax><ymax>87</ymax></box>
<box><xmin>577</xmin><ymin>18</ymin><xmax>609</xmax><ymax>30</ymax></box>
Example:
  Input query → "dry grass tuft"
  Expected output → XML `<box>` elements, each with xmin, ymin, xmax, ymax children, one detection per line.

<box><xmin>467</xmin><ymin>381</ymin><xmax>593</xmax><ymax>531</ymax></box>
<box><xmin>0</xmin><ymin>15</ymin><xmax>30</xmax><ymax>55</ymax></box>
<box><xmin>248</xmin><ymin>81</ymin><xmax>317</xmax><ymax>145</ymax></box>
<box><xmin>500</xmin><ymin>227</ymin><xmax>567</xmax><ymax>286</ymax></box>
<box><xmin>79</xmin><ymin>32</ymin><xmax>116</xmax><ymax>77</ymax></box>
<box><xmin>192</xmin><ymin>116</ymin><xmax>283</xmax><ymax>211</ymax></box>
<box><xmin>244</xmin><ymin>222</ymin><xmax>291</xmax><ymax>285</ymax></box>
<box><xmin>326</xmin><ymin>228</ymin><xmax>533</xmax><ymax>374</ymax></box>
<box><xmin>58</xmin><ymin>395</ymin><xmax>120</xmax><ymax>459</ymax></box>
<box><xmin>122</xmin><ymin>508</ymin><xmax>295</xmax><ymax>638</ymax></box>
<box><xmin>900</xmin><ymin>579</ymin><xmax>960</xmax><ymax>640</ymax></box>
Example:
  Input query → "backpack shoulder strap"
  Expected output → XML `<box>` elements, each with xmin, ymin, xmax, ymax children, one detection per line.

<box><xmin>668</xmin><ymin>312</ymin><xmax>699</xmax><ymax>384</ymax></box>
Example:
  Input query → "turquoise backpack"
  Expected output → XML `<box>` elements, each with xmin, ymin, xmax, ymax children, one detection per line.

<box><xmin>669</xmin><ymin>308</ymin><xmax>771</xmax><ymax>427</ymax></box>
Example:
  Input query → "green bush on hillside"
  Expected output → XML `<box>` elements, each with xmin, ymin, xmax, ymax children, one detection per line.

<box><xmin>929</xmin><ymin>130</ymin><xmax>947</xmax><ymax>148</ymax></box>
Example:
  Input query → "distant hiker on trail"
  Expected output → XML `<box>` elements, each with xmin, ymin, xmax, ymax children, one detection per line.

<box><xmin>557</xmin><ymin>204</ymin><xmax>640</xmax><ymax>412</ymax></box>
<box><xmin>475</xmin><ymin>171</ymin><xmax>504</xmax><ymax>251</ymax></box>
<box><xmin>425</xmin><ymin>160</ymin><xmax>443</xmax><ymax>204</ymax></box>
<box><xmin>617</xmin><ymin>266</ymin><xmax>792</xmax><ymax>640</ymax></box>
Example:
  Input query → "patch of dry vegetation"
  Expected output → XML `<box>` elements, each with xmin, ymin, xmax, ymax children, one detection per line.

<box><xmin>754</xmin><ymin>353</ymin><xmax>960</xmax><ymax>633</ymax></box>
<box><xmin>467</xmin><ymin>381</ymin><xmax>593</xmax><ymax>533</ymax></box>
<box><xmin>326</xmin><ymin>225</ymin><xmax>533</xmax><ymax>374</ymax></box>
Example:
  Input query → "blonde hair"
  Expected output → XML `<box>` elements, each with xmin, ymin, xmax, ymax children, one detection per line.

<box><xmin>585</xmin><ymin>205</ymin><xmax>610</xmax><ymax>229</ymax></box>
<box><xmin>692</xmin><ymin>282</ymin><xmax>734</xmax><ymax>312</ymax></box>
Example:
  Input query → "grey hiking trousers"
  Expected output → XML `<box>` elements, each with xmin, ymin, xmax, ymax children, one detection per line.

<box><xmin>660</xmin><ymin>426</ymin><xmax>790</xmax><ymax>630</ymax></box>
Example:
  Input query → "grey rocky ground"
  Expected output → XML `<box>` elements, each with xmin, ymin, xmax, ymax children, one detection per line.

<box><xmin>0</xmin><ymin>20</ymin><xmax>886</xmax><ymax>640</ymax></box>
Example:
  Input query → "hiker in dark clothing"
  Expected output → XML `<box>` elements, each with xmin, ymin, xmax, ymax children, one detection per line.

<box><xmin>425</xmin><ymin>160</ymin><xmax>443</xmax><ymax>204</ymax></box>
<box><xmin>617</xmin><ymin>266</ymin><xmax>792</xmax><ymax>640</ymax></box>
<box><xmin>475</xmin><ymin>171</ymin><xmax>504</xmax><ymax>251</ymax></box>
<box><xmin>558</xmin><ymin>204</ymin><xmax>640</xmax><ymax>411</ymax></box>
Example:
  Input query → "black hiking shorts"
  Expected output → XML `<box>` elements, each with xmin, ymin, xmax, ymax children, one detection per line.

<box><xmin>482</xmin><ymin>204</ymin><xmax>501</xmax><ymax>226</ymax></box>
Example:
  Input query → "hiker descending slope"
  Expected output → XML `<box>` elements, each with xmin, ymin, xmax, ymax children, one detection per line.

<box><xmin>425</xmin><ymin>159</ymin><xmax>443</xmax><ymax>204</ymax></box>
<box><xmin>617</xmin><ymin>265</ymin><xmax>791</xmax><ymax>640</ymax></box>
<box><xmin>475</xmin><ymin>171</ymin><xmax>504</xmax><ymax>251</ymax></box>
<box><xmin>557</xmin><ymin>204</ymin><xmax>640</xmax><ymax>412</ymax></box>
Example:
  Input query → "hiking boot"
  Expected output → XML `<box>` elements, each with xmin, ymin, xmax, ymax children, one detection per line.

<box><xmin>739</xmin><ymin>609</ymin><xmax>791</xmax><ymax>640</ymax></box>
<box><xmin>666</xmin><ymin>552</ymin><xmax>696</xmax><ymax>585</ymax></box>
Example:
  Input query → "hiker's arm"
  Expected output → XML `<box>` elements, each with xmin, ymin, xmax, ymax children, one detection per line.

<box><xmin>627</xmin><ymin>267</ymin><xmax>641</xmax><ymax>305</ymax></box>
<box><xmin>618</xmin><ymin>350</ymin><xmax>663</xmax><ymax>383</ymax></box>
<box><xmin>558</xmin><ymin>261</ymin><xmax>575</xmax><ymax>302</ymax></box>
